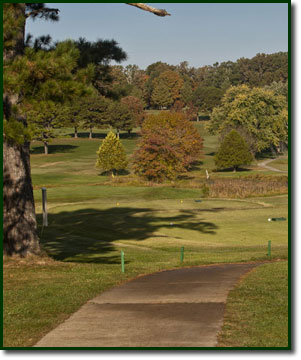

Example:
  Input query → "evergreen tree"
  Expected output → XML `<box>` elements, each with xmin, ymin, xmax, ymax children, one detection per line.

<box><xmin>27</xmin><ymin>101</ymin><xmax>68</xmax><ymax>154</ymax></box>
<box><xmin>2</xmin><ymin>4</ymin><xmax>126</xmax><ymax>256</ymax></box>
<box><xmin>4</xmin><ymin>4</ymin><xmax>61</xmax><ymax>256</ymax></box>
<box><xmin>107</xmin><ymin>101</ymin><xmax>133</xmax><ymax>137</ymax></box>
<box><xmin>214</xmin><ymin>130</ymin><xmax>253</xmax><ymax>172</ymax></box>
<box><xmin>79</xmin><ymin>95</ymin><xmax>110</xmax><ymax>139</ymax></box>
<box><xmin>95</xmin><ymin>131</ymin><xmax>128</xmax><ymax>176</ymax></box>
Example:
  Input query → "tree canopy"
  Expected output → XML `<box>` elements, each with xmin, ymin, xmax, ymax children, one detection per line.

<box><xmin>207</xmin><ymin>85</ymin><xmax>288</xmax><ymax>153</ymax></box>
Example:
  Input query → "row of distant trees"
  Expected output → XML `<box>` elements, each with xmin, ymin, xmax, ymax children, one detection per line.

<box><xmin>106</xmin><ymin>53</ymin><xmax>288</xmax><ymax>113</ymax></box>
<box><xmin>28</xmin><ymin>94</ymin><xmax>145</xmax><ymax>154</ymax></box>
<box><xmin>22</xmin><ymin>37</ymin><xmax>288</xmax><ymax>155</ymax></box>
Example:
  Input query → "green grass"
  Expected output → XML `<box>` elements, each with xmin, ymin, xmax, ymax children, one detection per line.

<box><xmin>217</xmin><ymin>261</ymin><xmax>289</xmax><ymax>348</ymax></box>
<box><xmin>4</xmin><ymin>193</ymin><xmax>288</xmax><ymax>347</ymax></box>
<box><xmin>268</xmin><ymin>156</ymin><xmax>288</xmax><ymax>172</ymax></box>
<box><xmin>35</xmin><ymin>194</ymin><xmax>288</xmax><ymax>264</ymax></box>
<box><xmin>3</xmin><ymin>123</ymin><xmax>288</xmax><ymax>348</ymax></box>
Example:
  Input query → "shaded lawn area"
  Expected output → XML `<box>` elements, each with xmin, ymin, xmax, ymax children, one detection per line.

<box><xmin>35</xmin><ymin>195</ymin><xmax>288</xmax><ymax>264</ymax></box>
<box><xmin>3</xmin><ymin>195</ymin><xmax>288</xmax><ymax>348</ymax></box>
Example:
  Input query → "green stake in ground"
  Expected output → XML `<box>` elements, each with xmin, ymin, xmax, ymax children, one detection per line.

<box><xmin>180</xmin><ymin>246</ymin><xmax>184</xmax><ymax>263</ymax></box>
<box><xmin>121</xmin><ymin>251</ymin><xmax>125</xmax><ymax>273</ymax></box>
<box><xmin>268</xmin><ymin>240</ymin><xmax>272</xmax><ymax>258</ymax></box>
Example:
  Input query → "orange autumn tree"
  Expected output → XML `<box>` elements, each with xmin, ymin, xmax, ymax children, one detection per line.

<box><xmin>133</xmin><ymin>112</ymin><xmax>203</xmax><ymax>182</ymax></box>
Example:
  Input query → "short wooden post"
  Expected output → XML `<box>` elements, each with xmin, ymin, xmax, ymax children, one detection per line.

<box><xmin>42</xmin><ymin>187</ymin><xmax>48</xmax><ymax>227</ymax></box>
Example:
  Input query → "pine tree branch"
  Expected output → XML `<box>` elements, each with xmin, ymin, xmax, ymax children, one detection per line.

<box><xmin>25</xmin><ymin>8</ymin><xmax>60</xmax><ymax>19</ymax></box>
<box><xmin>127</xmin><ymin>3</ymin><xmax>170</xmax><ymax>17</ymax></box>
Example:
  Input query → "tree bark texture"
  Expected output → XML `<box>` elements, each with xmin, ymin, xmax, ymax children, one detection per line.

<box><xmin>3</xmin><ymin>4</ymin><xmax>40</xmax><ymax>256</ymax></box>
<box><xmin>3</xmin><ymin>141</ymin><xmax>40</xmax><ymax>256</ymax></box>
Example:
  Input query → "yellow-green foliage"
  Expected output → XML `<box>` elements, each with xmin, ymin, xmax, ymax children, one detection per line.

<box><xmin>95</xmin><ymin>131</ymin><xmax>128</xmax><ymax>175</ymax></box>
<box><xmin>207</xmin><ymin>85</ymin><xmax>288</xmax><ymax>152</ymax></box>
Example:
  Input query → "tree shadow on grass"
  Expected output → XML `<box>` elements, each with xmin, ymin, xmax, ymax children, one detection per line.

<box><xmin>38</xmin><ymin>207</ymin><xmax>218</xmax><ymax>264</ymax></box>
<box><xmin>214</xmin><ymin>166</ymin><xmax>252</xmax><ymax>173</ymax></box>
<box><xmin>188</xmin><ymin>160</ymin><xmax>204</xmax><ymax>172</ymax></box>
<box><xmin>30</xmin><ymin>144</ymin><xmax>78</xmax><ymax>155</ymax></box>
<box><xmin>99</xmin><ymin>169</ymin><xmax>131</xmax><ymax>176</ymax></box>
<box><xmin>68</xmin><ymin>132</ymin><xmax>140</xmax><ymax>140</ymax></box>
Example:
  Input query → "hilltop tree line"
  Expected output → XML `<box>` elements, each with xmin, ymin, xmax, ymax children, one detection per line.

<box><xmin>105</xmin><ymin>52</ymin><xmax>288</xmax><ymax>114</ymax></box>
<box><xmin>26</xmin><ymin>48</ymin><xmax>288</xmax><ymax>154</ymax></box>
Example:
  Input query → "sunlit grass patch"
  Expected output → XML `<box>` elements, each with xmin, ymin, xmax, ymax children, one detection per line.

<box><xmin>218</xmin><ymin>261</ymin><xmax>289</xmax><ymax>348</ymax></box>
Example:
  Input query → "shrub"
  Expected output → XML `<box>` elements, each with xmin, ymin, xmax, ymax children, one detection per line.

<box><xmin>95</xmin><ymin>131</ymin><xmax>128</xmax><ymax>176</ymax></box>
<box><xmin>214</xmin><ymin>130</ymin><xmax>253</xmax><ymax>172</ymax></box>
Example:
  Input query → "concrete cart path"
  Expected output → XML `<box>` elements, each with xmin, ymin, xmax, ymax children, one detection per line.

<box><xmin>35</xmin><ymin>263</ymin><xmax>263</xmax><ymax>348</ymax></box>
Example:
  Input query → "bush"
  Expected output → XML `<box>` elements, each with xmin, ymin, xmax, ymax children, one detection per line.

<box><xmin>95</xmin><ymin>131</ymin><xmax>128</xmax><ymax>176</ymax></box>
<box><xmin>133</xmin><ymin>112</ymin><xmax>203</xmax><ymax>182</ymax></box>
<box><xmin>214</xmin><ymin>130</ymin><xmax>253</xmax><ymax>172</ymax></box>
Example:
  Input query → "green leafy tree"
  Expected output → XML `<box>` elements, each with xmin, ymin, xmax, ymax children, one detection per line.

<box><xmin>192</xmin><ymin>85</ymin><xmax>224</xmax><ymax>113</ymax></box>
<box><xmin>180</xmin><ymin>81</ymin><xmax>194</xmax><ymax>106</ymax></box>
<box><xmin>95</xmin><ymin>131</ymin><xmax>128</xmax><ymax>176</ymax></box>
<box><xmin>107</xmin><ymin>101</ymin><xmax>133</xmax><ymax>137</ymax></box>
<box><xmin>208</xmin><ymin>85</ymin><xmax>288</xmax><ymax>153</ymax></box>
<box><xmin>214</xmin><ymin>130</ymin><xmax>253</xmax><ymax>172</ymax></box>
<box><xmin>79</xmin><ymin>95</ymin><xmax>110</xmax><ymax>139</ymax></box>
<box><xmin>133</xmin><ymin>112</ymin><xmax>203</xmax><ymax>182</ymax></box>
<box><xmin>264</xmin><ymin>81</ymin><xmax>288</xmax><ymax>100</ymax></box>
<box><xmin>27</xmin><ymin>101</ymin><xmax>68</xmax><ymax>154</ymax></box>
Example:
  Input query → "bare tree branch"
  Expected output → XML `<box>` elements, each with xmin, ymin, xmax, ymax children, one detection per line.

<box><xmin>127</xmin><ymin>3</ymin><xmax>170</xmax><ymax>17</ymax></box>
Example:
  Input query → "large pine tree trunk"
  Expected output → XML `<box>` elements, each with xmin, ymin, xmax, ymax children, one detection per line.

<box><xmin>3</xmin><ymin>140</ymin><xmax>40</xmax><ymax>256</ymax></box>
<box><xmin>3</xmin><ymin>4</ymin><xmax>40</xmax><ymax>256</ymax></box>
<box><xmin>74</xmin><ymin>126</ymin><xmax>78</xmax><ymax>139</ymax></box>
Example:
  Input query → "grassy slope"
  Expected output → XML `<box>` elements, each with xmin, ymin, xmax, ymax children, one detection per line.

<box><xmin>218</xmin><ymin>261</ymin><xmax>289</xmax><ymax>348</ymax></box>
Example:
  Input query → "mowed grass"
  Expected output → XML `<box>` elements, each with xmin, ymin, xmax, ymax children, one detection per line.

<box><xmin>268</xmin><ymin>156</ymin><xmax>288</xmax><ymax>172</ymax></box>
<box><xmin>218</xmin><ymin>261</ymin><xmax>289</xmax><ymax>348</ymax></box>
<box><xmin>3</xmin><ymin>192</ymin><xmax>288</xmax><ymax>347</ymax></box>
<box><xmin>35</xmin><ymin>192</ymin><xmax>288</xmax><ymax>264</ymax></box>
<box><xmin>3</xmin><ymin>123</ymin><xmax>289</xmax><ymax>348</ymax></box>
<box><xmin>30</xmin><ymin>122</ymin><xmax>283</xmax><ymax>190</ymax></box>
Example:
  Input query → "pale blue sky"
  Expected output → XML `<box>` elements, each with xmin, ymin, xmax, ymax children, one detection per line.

<box><xmin>26</xmin><ymin>3</ymin><xmax>289</xmax><ymax>69</ymax></box>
